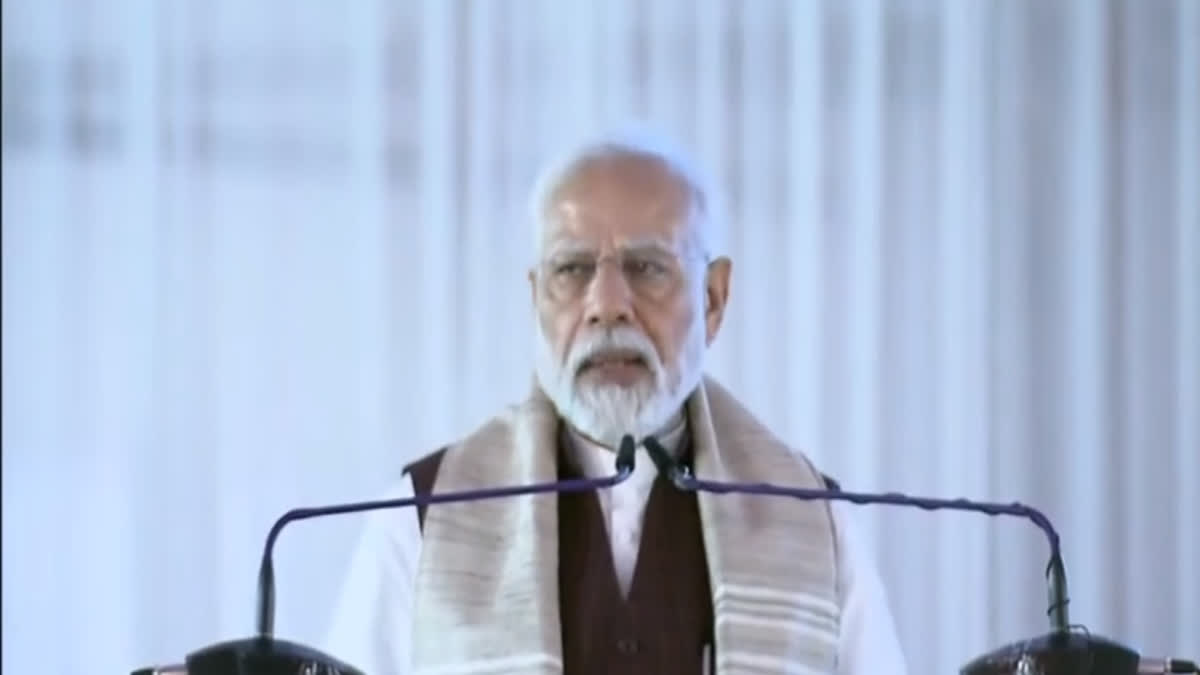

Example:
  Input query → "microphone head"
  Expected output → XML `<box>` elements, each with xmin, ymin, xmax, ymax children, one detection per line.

<box><xmin>642</xmin><ymin>436</ymin><xmax>674</xmax><ymax>476</ymax></box>
<box><xmin>643</xmin><ymin>436</ymin><xmax>694</xmax><ymax>490</ymax></box>
<box><xmin>615</xmin><ymin>434</ymin><xmax>636</xmax><ymax>475</ymax></box>
<box><xmin>960</xmin><ymin>629</ymin><xmax>1139</xmax><ymax>675</ymax></box>
<box><xmin>182</xmin><ymin>636</ymin><xmax>365</xmax><ymax>675</ymax></box>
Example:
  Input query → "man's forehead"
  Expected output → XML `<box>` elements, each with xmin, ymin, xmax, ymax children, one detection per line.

<box><xmin>541</xmin><ymin>153</ymin><xmax>696</xmax><ymax>250</ymax></box>
<box><xmin>540</xmin><ymin>214</ymin><xmax>690</xmax><ymax>260</ymax></box>
<box><xmin>548</xmin><ymin>154</ymin><xmax>693</xmax><ymax>212</ymax></box>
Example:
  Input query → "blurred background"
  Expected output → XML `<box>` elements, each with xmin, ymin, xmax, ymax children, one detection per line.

<box><xmin>2</xmin><ymin>0</ymin><xmax>1197</xmax><ymax>673</ymax></box>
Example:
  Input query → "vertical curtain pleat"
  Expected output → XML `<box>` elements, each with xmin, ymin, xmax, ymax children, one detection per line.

<box><xmin>599</xmin><ymin>0</ymin><xmax>634</xmax><ymax>126</ymax></box>
<box><xmin>984</xmin><ymin>0</ymin><xmax>1046</xmax><ymax>642</ymax></box>
<box><xmin>346</xmin><ymin>0</ymin><xmax>387</xmax><ymax>477</ymax></box>
<box><xmin>416</xmin><ymin>1</ymin><xmax>455</xmax><ymax>446</ymax></box>
<box><xmin>1061</xmin><ymin>0</ymin><xmax>1114</xmax><ymax>637</ymax></box>
<box><xmin>1117</xmin><ymin>0</ymin><xmax>1187</xmax><ymax>645</ymax></box>
<box><xmin>736</xmin><ymin>1</ymin><xmax>772</xmax><ymax>421</ymax></box>
<box><xmin>692</xmin><ymin>0</ymin><xmax>732</xmax><ymax>382</ymax></box>
<box><xmin>462</xmin><ymin>0</ymin><xmax>492</xmax><ymax>418</ymax></box>
<box><xmin>783</xmin><ymin>0</ymin><xmax>826</xmax><ymax>454</ymax></box>
<box><xmin>1173</xmin><ymin>0</ymin><xmax>1200</xmax><ymax>652</ymax></box>
<box><xmin>497</xmin><ymin>0</ymin><xmax>532</xmax><ymax>382</ymax></box>
<box><xmin>934</xmin><ymin>0</ymin><xmax>991</xmax><ymax>660</ymax></box>
<box><xmin>844</xmin><ymin>0</ymin><xmax>884</xmax><ymax>505</ymax></box>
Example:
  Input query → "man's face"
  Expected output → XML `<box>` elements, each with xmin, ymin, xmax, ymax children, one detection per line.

<box><xmin>530</xmin><ymin>153</ymin><xmax>731</xmax><ymax>445</ymax></box>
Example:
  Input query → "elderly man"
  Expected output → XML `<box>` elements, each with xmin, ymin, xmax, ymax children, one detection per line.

<box><xmin>325</xmin><ymin>132</ymin><xmax>907</xmax><ymax>674</ymax></box>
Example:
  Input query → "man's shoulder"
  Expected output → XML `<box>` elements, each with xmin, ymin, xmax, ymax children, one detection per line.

<box><xmin>701</xmin><ymin>376</ymin><xmax>842</xmax><ymax>490</ymax></box>
<box><xmin>785</xmin><ymin>445</ymin><xmax>841</xmax><ymax>491</ymax></box>
<box><xmin>400</xmin><ymin>404</ymin><xmax>525</xmax><ymax>491</ymax></box>
<box><xmin>400</xmin><ymin>396</ymin><xmax>547</xmax><ymax>489</ymax></box>
<box><xmin>400</xmin><ymin>446</ymin><xmax>450</xmax><ymax>530</ymax></box>
<box><xmin>402</xmin><ymin>446</ymin><xmax>449</xmax><ymax>487</ymax></box>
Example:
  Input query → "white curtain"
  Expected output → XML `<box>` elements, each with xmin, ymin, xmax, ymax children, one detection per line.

<box><xmin>2</xmin><ymin>1</ymin><xmax>1196</xmax><ymax>673</ymax></box>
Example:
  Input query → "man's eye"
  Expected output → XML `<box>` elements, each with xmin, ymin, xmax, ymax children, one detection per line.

<box><xmin>627</xmin><ymin>259</ymin><xmax>667</xmax><ymax>276</ymax></box>
<box><xmin>555</xmin><ymin>262</ymin><xmax>591</xmax><ymax>276</ymax></box>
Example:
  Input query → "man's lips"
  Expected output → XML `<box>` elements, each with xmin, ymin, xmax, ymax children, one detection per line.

<box><xmin>578</xmin><ymin>350</ymin><xmax>648</xmax><ymax>372</ymax></box>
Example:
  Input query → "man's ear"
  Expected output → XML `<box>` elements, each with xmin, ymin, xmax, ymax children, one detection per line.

<box><xmin>528</xmin><ymin>267</ymin><xmax>538</xmax><ymax>306</ymax></box>
<box><xmin>703</xmin><ymin>257</ymin><xmax>732</xmax><ymax>344</ymax></box>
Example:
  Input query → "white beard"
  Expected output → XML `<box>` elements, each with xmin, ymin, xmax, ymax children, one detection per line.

<box><xmin>534</xmin><ymin>308</ymin><xmax>707</xmax><ymax>448</ymax></box>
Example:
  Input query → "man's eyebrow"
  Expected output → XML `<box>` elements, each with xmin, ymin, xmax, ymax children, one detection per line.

<box><xmin>620</xmin><ymin>238</ymin><xmax>676</xmax><ymax>257</ymax></box>
<box><xmin>544</xmin><ymin>236</ymin><xmax>676</xmax><ymax>260</ymax></box>
<box><xmin>619</xmin><ymin>237</ymin><xmax>676</xmax><ymax>255</ymax></box>
<box><xmin>543</xmin><ymin>240</ymin><xmax>595</xmax><ymax>260</ymax></box>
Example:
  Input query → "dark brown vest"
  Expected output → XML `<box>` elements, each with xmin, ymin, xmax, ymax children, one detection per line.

<box><xmin>404</xmin><ymin>437</ymin><xmax>715</xmax><ymax>675</ymax></box>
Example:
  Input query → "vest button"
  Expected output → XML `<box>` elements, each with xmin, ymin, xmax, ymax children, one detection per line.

<box><xmin>616</xmin><ymin>638</ymin><xmax>639</xmax><ymax>655</ymax></box>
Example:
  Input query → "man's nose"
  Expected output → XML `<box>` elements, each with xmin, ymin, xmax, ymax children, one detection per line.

<box><xmin>583</xmin><ymin>262</ymin><xmax>633</xmax><ymax>326</ymax></box>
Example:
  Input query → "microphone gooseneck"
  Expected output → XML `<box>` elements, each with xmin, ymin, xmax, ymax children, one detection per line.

<box><xmin>641</xmin><ymin>436</ymin><xmax>1071</xmax><ymax>633</ymax></box>
<box><xmin>253</xmin><ymin>434</ymin><xmax>638</xmax><ymax>640</ymax></box>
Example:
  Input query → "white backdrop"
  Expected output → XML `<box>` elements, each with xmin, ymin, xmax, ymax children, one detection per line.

<box><xmin>2</xmin><ymin>1</ymin><xmax>1197</xmax><ymax>673</ymax></box>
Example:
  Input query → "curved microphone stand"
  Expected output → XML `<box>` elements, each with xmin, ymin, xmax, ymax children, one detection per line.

<box><xmin>132</xmin><ymin>438</ymin><xmax>638</xmax><ymax>675</ymax></box>
<box><xmin>641</xmin><ymin>437</ymin><xmax>1195</xmax><ymax>675</ymax></box>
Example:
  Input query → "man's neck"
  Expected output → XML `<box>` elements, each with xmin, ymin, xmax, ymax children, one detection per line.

<box><xmin>563</xmin><ymin>409</ymin><xmax>687</xmax><ymax>480</ymax></box>
<box><xmin>569</xmin><ymin>409</ymin><xmax>686</xmax><ymax>452</ymax></box>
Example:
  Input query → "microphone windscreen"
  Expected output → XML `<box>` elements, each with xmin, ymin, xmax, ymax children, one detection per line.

<box><xmin>616</xmin><ymin>435</ymin><xmax>636</xmax><ymax>474</ymax></box>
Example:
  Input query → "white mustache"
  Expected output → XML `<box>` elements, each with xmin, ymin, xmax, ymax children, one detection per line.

<box><xmin>566</xmin><ymin>328</ymin><xmax>662</xmax><ymax>379</ymax></box>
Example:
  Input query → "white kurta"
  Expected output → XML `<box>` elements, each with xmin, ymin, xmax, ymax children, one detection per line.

<box><xmin>323</xmin><ymin>425</ymin><xmax>909</xmax><ymax>674</ymax></box>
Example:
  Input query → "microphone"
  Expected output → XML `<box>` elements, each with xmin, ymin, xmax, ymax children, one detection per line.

<box><xmin>641</xmin><ymin>436</ymin><xmax>1196</xmax><ymax>675</ymax></box>
<box><xmin>133</xmin><ymin>435</ymin><xmax>639</xmax><ymax>675</ymax></box>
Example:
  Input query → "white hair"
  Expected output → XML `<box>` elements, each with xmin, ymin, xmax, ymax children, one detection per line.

<box><xmin>527</xmin><ymin>125</ymin><xmax>724</xmax><ymax>267</ymax></box>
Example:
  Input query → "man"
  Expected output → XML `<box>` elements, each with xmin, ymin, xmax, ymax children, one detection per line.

<box><xmin>325</xmin><ymin>131</ymin><xmax>907</xmax><ymax>674</ymax></box>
